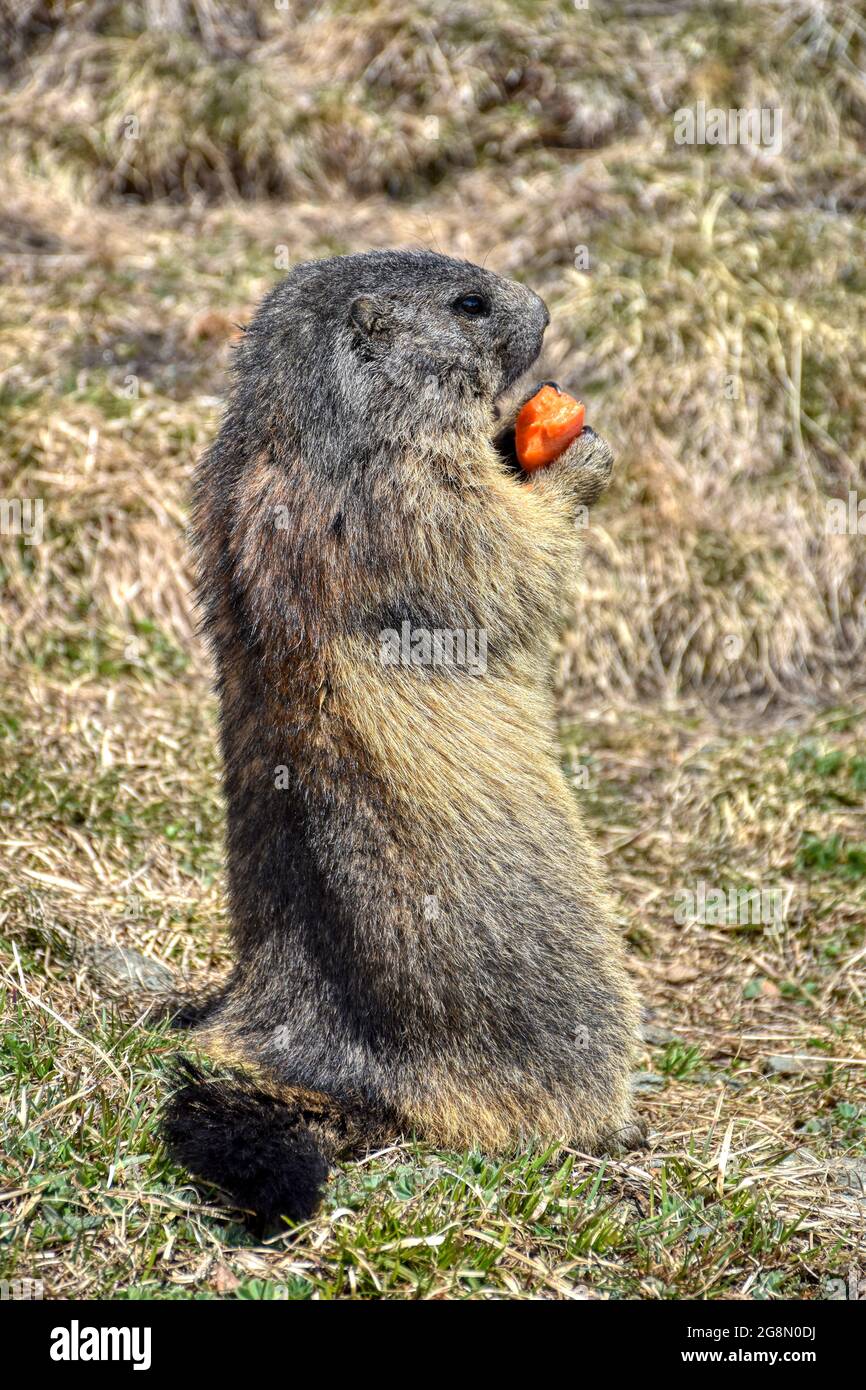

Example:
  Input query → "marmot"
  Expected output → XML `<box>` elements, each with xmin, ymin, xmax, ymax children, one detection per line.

<box><xmin>163</xmin><ymin>250</ymin><xmax>642</xmax><ymax>1225</ymax></box>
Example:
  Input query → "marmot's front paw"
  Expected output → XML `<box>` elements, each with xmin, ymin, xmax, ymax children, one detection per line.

<box><xmin>528</xmin><ymin>424</ymin><xmax>614</xmax><ymax>514</ymax></box>
<box><xmin>552</xmin><ymin>426</ymin><xmax>614</xmax><ymax>507</ymax></box>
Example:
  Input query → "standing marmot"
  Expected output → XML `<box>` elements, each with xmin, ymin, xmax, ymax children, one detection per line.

<box><xmin>163</xmin><ymin>250</ymin><xmax>642</xmax><ymax>1224</ymax></box>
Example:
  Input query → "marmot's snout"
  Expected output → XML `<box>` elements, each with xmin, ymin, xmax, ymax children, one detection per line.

<box><xmin>496</xmin><ymin>284</ymin><xmax>550</xmax><ymax>398</ymax></box>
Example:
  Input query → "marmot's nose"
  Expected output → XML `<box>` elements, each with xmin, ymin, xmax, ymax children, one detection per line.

<box><xmin>528</xmin><ymin>288</ymin><xmax>550</xmax><ymax>329</ymax></box>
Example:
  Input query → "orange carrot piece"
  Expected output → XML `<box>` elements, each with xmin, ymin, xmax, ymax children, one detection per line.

<box><xmin>515</xmin><ymin>384</ymin><xmax>585</xmax><ymax>471</ymax></box>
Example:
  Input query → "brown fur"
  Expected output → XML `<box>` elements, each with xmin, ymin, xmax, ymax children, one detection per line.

<box><xmin>164</xmin><ymin>251</ymin><xmax>641</xmax><ymax>1221</ymax></box>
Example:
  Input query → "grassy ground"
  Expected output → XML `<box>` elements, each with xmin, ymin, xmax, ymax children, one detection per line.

<box><xmin>1</xmin><ymin>0</ymin><xmax>865</xmax><ymax>1299</ymax></box>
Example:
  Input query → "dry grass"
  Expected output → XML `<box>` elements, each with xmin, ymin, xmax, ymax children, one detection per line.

<box><xmin>3</xmin><ymin>680</ymin><xmax>865</xmax><ymax>1298</ymax></box>
<box><xmin>1</xmin><ymin>0</ymin><xmax>865</xmax><ymax>1299</ymax></box>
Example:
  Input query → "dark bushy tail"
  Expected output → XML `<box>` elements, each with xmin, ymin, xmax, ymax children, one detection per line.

<box><xmin>162</xmin><ymin>1060</ymin><xmax>362</xmax><ymax>1227</ymax></box>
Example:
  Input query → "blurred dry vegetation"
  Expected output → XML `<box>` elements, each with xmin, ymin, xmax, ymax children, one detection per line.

<box><xmin>2</xmin><ymin>0</ymin><xmax>866</xmax><ymax>700</ymax></box>
<box><xmin>1</xmin><ymin>0</ymin><xmax>865</xmax><ymax>1300</ymax></box>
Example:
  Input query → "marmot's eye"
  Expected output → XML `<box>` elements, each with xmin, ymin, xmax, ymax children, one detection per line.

<box><xmin>452</xmin><ymin>293</ymin><xmax>490</xmax><ymax>318</ymax></box>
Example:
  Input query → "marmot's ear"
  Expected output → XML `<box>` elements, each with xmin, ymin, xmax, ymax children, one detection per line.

<box><xmin>349</xmin><ymin>295</ymin><xmax>392</xmax><ymax>338</ymax></box>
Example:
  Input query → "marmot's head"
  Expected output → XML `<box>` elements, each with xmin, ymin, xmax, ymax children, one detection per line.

<box><xmin>237</xmin><ymin>250</ymin><xmax>549</xmax><ymax>457</ymax></box>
